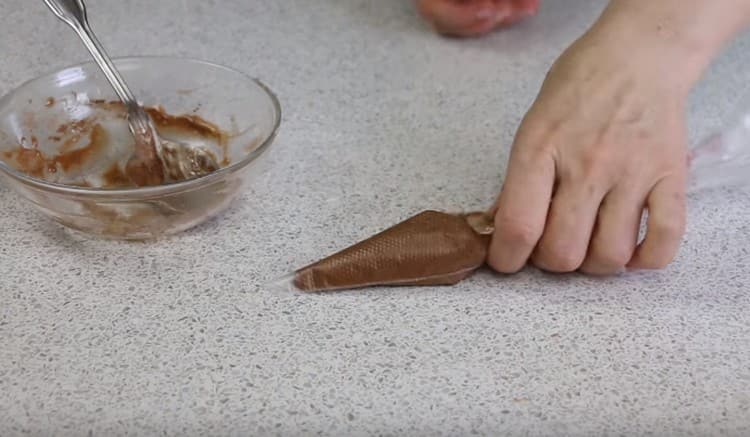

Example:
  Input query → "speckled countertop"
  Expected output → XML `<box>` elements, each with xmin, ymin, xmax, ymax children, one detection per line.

<box><xmin>1</xmin><ymin>0</ymin><xmax>750</xmax><ymax>435</ymax></box>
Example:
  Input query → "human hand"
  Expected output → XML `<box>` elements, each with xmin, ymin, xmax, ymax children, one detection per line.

<box><xmin>416</xmin><ymin>0</ymin><xmax>539</xmax><ymax>37</ymax></box>
<box><xmin>487</xmin><ymin>22</ymin><xmax>696</xmax><ymax>275</ymax></box>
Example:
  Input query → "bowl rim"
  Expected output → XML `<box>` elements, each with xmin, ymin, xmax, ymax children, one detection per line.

<box><xmin>0</xmin><ymin>55</ymin><xmax>281</xmax><ymax>198</ymax></box>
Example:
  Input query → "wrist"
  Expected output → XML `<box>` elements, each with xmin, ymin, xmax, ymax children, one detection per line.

<box><xmin>590</xmin><ymin>0</ymin><xmax>750</xmax><ymax>89</ymax></box>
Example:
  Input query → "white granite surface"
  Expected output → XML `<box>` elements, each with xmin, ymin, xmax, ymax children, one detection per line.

<box><xmin>1</xmin><ymin>0</ymin><xmax>750</xmax><ymax>435</ymax></box>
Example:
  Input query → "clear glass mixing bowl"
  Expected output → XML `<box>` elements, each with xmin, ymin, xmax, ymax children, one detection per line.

<box><xmin>0</xmin><ymin>56</ymin><xmax>280</xmax><ymax>239</ymax></box>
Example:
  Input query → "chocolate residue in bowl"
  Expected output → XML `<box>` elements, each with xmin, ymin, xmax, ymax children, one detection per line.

<box><xmin>146</xmin><ymin>106</ymin><xmax>230</xmax><ymax>167</ymax></box>
<box><xmin>102</xmin><ymin>162</ymin><xmax>133</xmax><ymax>187</ymax></box>
<box><xmin>56</xmin><ymin>124</ymin><xmax>107</xmax><ymax>172</ymax></box>
<box><xmin>3</xmin><ymin>100</ymin><xmax>233</xmax><ymax>188</ymax></box>
<box><xmin>146</xmin><ymin>107</ymin><xmax>225</xmax><ymax>140</ymax></box>
<box><xmin>88</xmin><ymin>100</ymin><xmax>226</xmax><ymax>138</ymax></box>
<box><xmin>89</xmin><ymin>100</ymin><xmax>231</xmax><ymax>166</ymax></box>
<box><xmin>3</xmin><ymin>124</ymin><xmax>107</xmax><ymax>178</ymax></box>
<box><xmin>58</xmin><ymin>118</ymin><xmax>97</xmax><ymax>153</ymax></box>
<box><xmin>2</xmin><ymin>148</ymin><xmax>50</xmax><ymax>178</ymax></box>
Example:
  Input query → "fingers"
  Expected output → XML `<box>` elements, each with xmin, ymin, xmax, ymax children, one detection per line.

<box><xmin>487</xmin><ymin>142</ymin><xmax>555</xmax><ymax>273</ymax></box>
<box><xmin>499</xmin><ymin>0</ymin><xmax>540</xmax><ymax>25</ymax></box>
<box><xmin>580</xmin><ymin>187</ymin><xmax>644</xmax><ymax>275</ymax></box>
<box><xmin>531</xmin><ymin>177</ymin><xmax>607</xmax><ymax>273</ymax></box>
<box><xmin>416</xmin><ymin>0</ymin><xmax>500</xmax><ymax>37</ymax></box>
<box><xmin>512</xmin><ymin>0</ymin><xmax>541</xmax><ymax>13</ymax></box>
<box><xmin>492</xmin><ymin>169</ymin><xmax>685</xmax><ymax>274</ymax></box>
<box><xmin>628</xmin><ymin>175</ymin><xmax>687</xmax><ymax>270</ymax></box>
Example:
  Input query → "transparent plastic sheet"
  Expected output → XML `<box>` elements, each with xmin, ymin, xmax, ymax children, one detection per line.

<box><xmin>688</xmin><ymin>110</ymin><xmax>750</xmax><ymax>193</ymax></box>
<box><xmin>271</xmin><ymin>104</ymin><xmax>750</xmax><ymax>293</ymax></box>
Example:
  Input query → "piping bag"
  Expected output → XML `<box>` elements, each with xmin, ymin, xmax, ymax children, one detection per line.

<box><xmin>273</xmin><ymin>104</ymin><xmax>750</xmax><ymax>293</ymax></box>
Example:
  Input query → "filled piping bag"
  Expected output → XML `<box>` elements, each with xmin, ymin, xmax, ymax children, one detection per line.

<box><xmin>275</xmin><ymin>103</ymin><xmax>750</xmax><ymax>293</ymax></box>
<box><xmin>285</xmin><ymin>211</ymin><xmax>495</xmax><ymax>292</ymax></box>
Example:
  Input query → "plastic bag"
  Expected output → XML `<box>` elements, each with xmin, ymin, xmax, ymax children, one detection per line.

<box><xmin>688</xmin><ymin>94</ymin><xmax>750</xmax><ymax>193</ymax></box>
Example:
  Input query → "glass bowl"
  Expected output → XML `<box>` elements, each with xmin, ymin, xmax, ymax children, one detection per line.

<box><xmin>0</xmin><ymin>56</ymin><xmax>280</xmax><ymax>240</ymax></box>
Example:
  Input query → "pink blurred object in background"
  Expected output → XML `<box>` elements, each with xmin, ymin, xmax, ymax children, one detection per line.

<box><xmin>417</xmin><ymin>0</ymin><xmax>540</xmax><ymax>37</ymax></box>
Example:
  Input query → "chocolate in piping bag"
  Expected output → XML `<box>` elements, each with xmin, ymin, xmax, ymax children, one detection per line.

<box><xmin>283</xmin><ymin>210</ymin><xmax>495</xmax><ymax>292</ymax></box>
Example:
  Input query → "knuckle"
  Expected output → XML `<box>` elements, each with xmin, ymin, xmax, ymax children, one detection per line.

<box><xmin>650</xmin><ymin>215</ymin><xmax>686</xmax><ymax>240</ymax></box>
<box><xmin>580</xmin><ymin>263</ymin><xmax>619</xmax><ymax>276</ymax></box>
<box><xmin>578</xmin><ymin>145</ymin><xmax>612</xmax><ymax>180</ymax></box>
<box><xmin>512</xmin><ymin>140</ymin><xmax>554</xmax><ymax>169</ymax></box>
<box><xmin>593</xmin><ymin>243</ymin><xmax>633</xmax><ymax>269</ymax></box>
<box><xmin>640</xmin><ymin>251</ymin><xmax>678</xmax><ymax>270</ymax></box>
<box><xmin>514</xmin><ymin>119</ymin><xmax>559</xmax><ymax>156</ymax></box>
<box><xmin>494</xmin><ymin>214</ymin><xmax>542</xmax><ymax>247</ymax></box>
<box><xmin>533</xmin><ymin>243</ymin><xmax>585</xmax><ymax>273</ymax></box>
<box><xmin>486</xmin><ymin>253</ymin><xmax>524</xmax><ymax>274</ymax></box>
<box><xmin>586</xmin><ymin>245</ymin><xmax>635</xmax><ymax>272</ymax></box>
<box><xmin>651</xmin><ymin>257</ymin><xmax>675</xmax><ymax>270</ymax></box>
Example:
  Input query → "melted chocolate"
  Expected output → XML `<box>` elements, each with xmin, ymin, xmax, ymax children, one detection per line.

<box><xmin>101</xmin><ymin>163</ymin><xmax>133</xmax><ymax>187</ymax></box>
<box><xmin>3</xmin><ymin>124</ymin><xmax>107</xmax><ymax>177</ymax></box>
<box><xmin>2</xmin><ymin>148</ymin><xmax>49</xmax><ymax>178</ymax></box>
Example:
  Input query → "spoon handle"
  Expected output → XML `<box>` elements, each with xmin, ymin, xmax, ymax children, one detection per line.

<box><xmin>43</xmin><ymin>0</ymin><xmax>152</xmax><ymax>132</ymax></box>
<box><xmin>43</xmin><ymin>0</ymin><xmax>134</xmax><ymax>104</ymax></box>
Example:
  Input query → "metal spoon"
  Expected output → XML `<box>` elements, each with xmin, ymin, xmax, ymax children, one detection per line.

<box><xmin>43</xmin><ymin>0</ymin><xmax>220</xmax><ymax>186</ymax></box>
